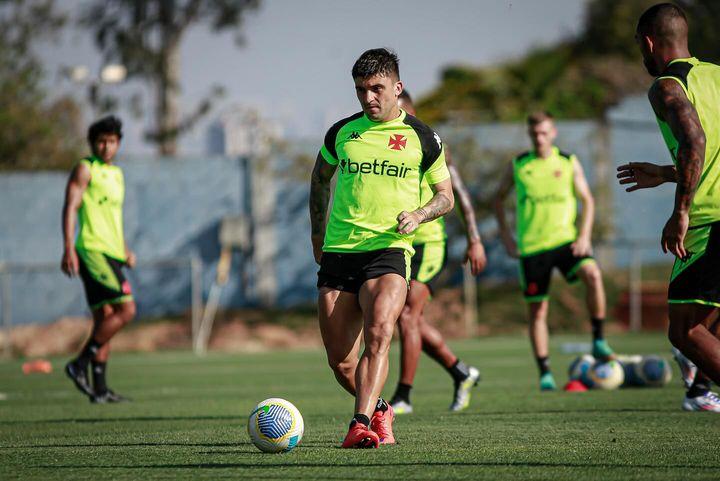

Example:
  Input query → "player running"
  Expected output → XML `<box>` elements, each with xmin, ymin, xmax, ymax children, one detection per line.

<box><xmin>388</xmin><ymin>90</ymin><xmax>486</xmax><ymax>414</ymax></box>
<box><xmin>310</xmin><ymin>48</ymin><xmax>454</xmax><ymax>448</ymax></box>
<box><xmin>62</xmin><ymin>116</ymin><xmax>136</xmax><ymax>403</ymax></box>
<box><xmin>494</xmin><ymin>111</ymin><xmax>614</xmax><ymax>391</ymax></box>
<box><xmin>617</xmin><ymin>3</ymin><xmax>720</xmax><ymax>412</ymax></box>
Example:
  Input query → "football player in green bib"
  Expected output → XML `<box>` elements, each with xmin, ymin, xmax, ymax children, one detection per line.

<box><xmin>61</xmin><ymin>116</ymin><xmax>136</xmax><ymax>403</ymax></box>
<box><xmin>494</xmin><ymin>111</ymin><xmax>614</xmax><ymax>391</ymax></box>
<box><xmin>389</xmin><ymin>90</ymin><xmax>486</xmax><ymax>415</ymax></box>
<box><xmin>310</xmin><ymin>49</ymin><xmax>454</xmax><ymax>448</ymax></box>
<box><xmin>617</xmin><ymin>3</ymin><xmax>720</xmax><ymax>412</ymax></box>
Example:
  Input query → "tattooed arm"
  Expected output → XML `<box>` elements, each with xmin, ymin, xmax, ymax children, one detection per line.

<box><xmin>397</xmin><ymin>177</ymin><xmax>454</xmax><ymax>235</ymax></box>
<box><xmin>649</xmin><ymin>78</ymin><xmax>707</xmax><ymax>259</ymax></box>
<box><xmin>309</xmin><ymin>151</ymin><xmax>337</xmax><ymax>264</ymax></box>
<box><xmin>445</xmin><ymin>146</ymin><xmax>487</xmax><ymax>274</ymax></box>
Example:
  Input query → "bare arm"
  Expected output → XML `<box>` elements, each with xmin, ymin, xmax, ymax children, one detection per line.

<box><xmin>445</xmin><ymin>146</ymin><xmax>486</xmax><ymax>274</ymax></box>
<box><xmin>649</xmin><ymin>78</ymin><xmax>706</xmax><ymax>258</ymax></box>
<box><xmin>571</xmin><ymin>158</ymin><xmax>594</xmax><ymax>256</ymax></box>
<box><xmin>493</xmin><ymin>161</ymin><xmax>518</xmax><ymax>258</ymax></box>
<box><xmin>397</xmin><ymin>178</ymin><xmax>454</xmax><ymax>235</ymax></box>
<box><xmin>61</xmin><ymin>162</ymin><xmax>90</xmax><ymax>276</ymax></box>
<box><xmin>309</xmin><ymin>152</ymin><xmax>337</xmax><ymax>264</ymax></box>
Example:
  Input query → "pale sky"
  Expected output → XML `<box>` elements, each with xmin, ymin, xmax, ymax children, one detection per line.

<box><xmin>40</xmin><ymin>0</ymin><xmax>588</xmax><ymax>154</ymax></box>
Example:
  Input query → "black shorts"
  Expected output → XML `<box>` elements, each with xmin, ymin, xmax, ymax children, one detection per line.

<box><xmin>519</xmin><ymin>242</ymin><xmax>595</xmax><ymax>302</ymax></box>
<box><xmin>317</xmin><ymin>248</ymin><xmax>410</xmax><ymax>294</ymax></box>
<box><xmin>668</xmin><ymin>221</ymin><xmax>720</xmax><ymax>308</ymax></box>
<box><xmin>410</xmin><ymin>241</ymin><xmax>448</xmax><ymax>293</ymax></box>
<box><xmin>77</xmin><ymin>248</ymin><xmax>134</xmax><ymax>310</ymax></box>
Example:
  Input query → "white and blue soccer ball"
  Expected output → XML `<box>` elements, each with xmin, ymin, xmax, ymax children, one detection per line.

<box><xmin>568</xmin><ymin>354</ymin><xmax>596</xmax><ymax>387</ymax></box>
<box><xmin>636</xmin><ymin>355</ymin><xmax>673</xmax><ymax>387</ymax></box>
<box><xmin>248</xmin><ymin>398</ymin><xmax>304</xmax><ymax>453</ymax></box>
<box><xmin>589</xmin><ymin>360</ymin><xmax>625</xmax><ymax>390</ymax></box>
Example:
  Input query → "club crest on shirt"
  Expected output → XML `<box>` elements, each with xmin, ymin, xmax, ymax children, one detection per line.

<box><xmin>388</xmin><ymin>134</ymin><xmax>407</xmax><ymax>151</ymax></box>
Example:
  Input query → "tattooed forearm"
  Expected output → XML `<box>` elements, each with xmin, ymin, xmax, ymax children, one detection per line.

<box><xmin>416</xmin><ymin>189</ymin><xmax>454</xmax><ymax>224</ymax></box>
<box><xmin>448</xmin><ymin>165</ymin><xmax>480</xmax><ymax>242</ymax></box>
<box><xmin>309</xmin><ymin>153</ymin><xmax>335</xmax><ymax>236</ymax></box>
<box><xmin>649</xmin><ymin>79</ymin><xmax>706</xmax><ymax>215</ymax></box>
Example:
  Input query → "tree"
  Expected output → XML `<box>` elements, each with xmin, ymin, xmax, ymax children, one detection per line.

<box><xmin>0</xmin><ymin>0</ymin><xmax>83</xmax><ymax>170</ymax></box>
<box><xmin>416</xmin><ymin>0</ymin><xmax>718</xmax><ymax>125</ymax></box>
<box><xmin>84</xmin><ymin>0</ymin><xmax>260</xmax><ymax>156</ymax></box>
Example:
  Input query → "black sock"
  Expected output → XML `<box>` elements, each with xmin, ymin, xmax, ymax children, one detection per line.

<box><xmin>351</xmin><ymin>413</ymin><xmax>370</xmax><ymax>427</ymax></box>
<box><xmin>391</xmin><ymin>383</ymin><xmax>412</xmax><ymax>404</ymax></box>
<box><xmin>687</xmin><ymin>378</ymin><xmax>712</xmax><ymax>398</ymax></box>
<box><xmin>536</xmin><ymin>356</ymin><xmax>551</xmax><ymax>376</ymax></box>
<box><xmin>91</xmin><ymin>361</ymin><xmax>107</xmax><ymax>394</ymax></box>
<box><xmin>591</xmin><ymin>318</ymin><xmax>604</xmax><ymax>341</ymax></box>
<box><xmin>375</xmin><ymin>397</ymin><xmax>388</xmax><ymax>413</ymax></box>
<box><xmin>75</xmin><ymin>339</ymin><xmax>102</xmax><ymax>370</ymax></box>
<box><xmin>448</xmin><ymin>359</ymin><xmax>470</xmax><ymax>384</ymax></box>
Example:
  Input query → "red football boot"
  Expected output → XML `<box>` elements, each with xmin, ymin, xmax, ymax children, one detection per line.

<box><xmin>341</xmin><ymin>421</ymin><xmax>380</xmax><ymax>449</ymax></box>
<box><xmin>370</xmin><ymin>404</ymin><xmax>396</xmax><ymax>445</ymax></box>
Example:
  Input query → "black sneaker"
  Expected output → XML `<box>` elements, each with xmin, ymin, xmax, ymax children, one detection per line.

<box><xmin>65</xmin><ymin>361</ymin><xmax>94</xmax><ymax>398</ymax></box>
<box><xmin>91</xmin><ymin>389</ymin><xmax>130</xmax><ymax>404</ymax></box>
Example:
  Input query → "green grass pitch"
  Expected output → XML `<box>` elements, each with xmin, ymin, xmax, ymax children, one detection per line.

<box><xmin>1</xmin><ymin>333</ymin><xmax>719</xmax><ymax>480</ymax></box>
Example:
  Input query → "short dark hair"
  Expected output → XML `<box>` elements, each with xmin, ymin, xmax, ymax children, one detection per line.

<box><xmin>87</xmin><ymin>115</ymin><xmax>123</xmax><ymax>144</ymax></box>
<box><xmin>351</xmin><ymin>48</ymin><xmax>400</xmax><ymax>80</ymax></box>
<box><xmin>398</xmin><ymin>90</ymin><xmax>412</xmax><ymax>103</ymax></box>
<box><xmin>527</xmin><ymin>111</ymin><xmax>554</xmax><ymax>126</ymax></box>
<box><xmin>637</xmin><ymin>3</ymin><xmax>687</xmax><ymax>40</ymax></box>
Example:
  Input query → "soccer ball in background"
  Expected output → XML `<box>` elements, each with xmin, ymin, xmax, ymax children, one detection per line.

<box><xmin>588</xmin><ymin>360</ymin><xmax>625</xmax><ymax>390</ymax></box>
<box><xmin>568</xmin><ymin>354</ymin><xmax>596</xmax><ymax>387</ymax></box>
<box><xmin>248</xmin><ymin>398</ymin><xmax>304</xmax><ymax>453</ymax></box>
<box><xmin>636</xmin><ymin>355</ymin><xmax>673</xmax><ymax>387</ymax></box>
<box><xmin>617</xmin><ymin>355</ymin><xmax>673</xmax><ymax>387</ymax></box>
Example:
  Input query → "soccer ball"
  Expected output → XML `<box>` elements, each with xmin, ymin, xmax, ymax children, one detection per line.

<box><xmin>247</xmin><ymin>398</ymin><xmax>304</xmax><ymax>453</ymax></box>
<box><xmin>617</xmin><ymin>354</ymin><xmax>644</xmax><ymax>386</ymax></box>
<box><xmin>568</xmin><ymin>354</ymin><xmax>596</xmax><ymax>387</ymax></box>
<box><xmin>636</xmin><ymin>355</ymin><xmax>672</xmax><ymax>387</ymax></box>
<box><xmin>589</xmin><ymin>360</ymin><xmax>625</xmax><ymax>390</ymax></box>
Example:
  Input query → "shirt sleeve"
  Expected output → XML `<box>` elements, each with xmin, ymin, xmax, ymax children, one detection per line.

<box><xmin>319</xmin><ymin>126</ymin><xmax>339</xmax><ymax>165</ymax></box>
<box><xmin>424</xmin><ymin>146</ymin><xmax>450</xmax><ymax>185</ymax></box>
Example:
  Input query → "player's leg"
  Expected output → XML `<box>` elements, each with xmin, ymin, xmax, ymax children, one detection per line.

<box><xmin>520</xmin><ymin>252</ymin><xmax>555</xmax><ymax>390</ymax></box>
<box><xmin>528</xmin><ymin>299</ymin><xmax>556</xmax><ymax>390</ymax></box>
<box><xmin>573</xmin><ymin>260</ymin><xmax>614</xmax><ymax>359</ymax></box>
<box><xmin>356</xmin><ymin>273</ymin><xmax>407</xmax><ymax>445</ymax></box>
<box><xmin>66</xmin><ymin>249</ymin><xmax>134</xmax><ymax>400</ymax></box>
<box><xmin>89</xmin><ymin>300</ymin><xmax>136</xmax><ymax>403</ymax></box>
<box><xmin>419</xmin><ymin>316</ymin><xmax>480</xmax><ymax>411</ymax></box>
<box><xmin>318</xmin><ymin>287</ymin><xmax>364</xmax><ymax>395</ymax></box>
<box><xmin>390</xmin><ymin>279</ymin><xmax>430</xmax><ymax>413</ymax></box>
<box><xmin>668</xmin><ymin>303</ymin><xmax>720</xmax><ymax>411</ymax></box>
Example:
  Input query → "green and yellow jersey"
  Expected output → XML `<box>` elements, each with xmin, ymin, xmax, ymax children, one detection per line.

<box><xmin>75</xmin><ymin>155</ymin><xmax>127</xmax><ymax>261</ymax></box>
<box><xmin>513</xmin><ymin>147</ymin><xmax>577</xmax><ymax>256</ymax></box>
<box><xmin>654</xmin><ymin>57</ymin><xmax>720</xmax><ymax>227</ymax></box>
<box><xmin>320</xmin><ymin>109</ymin><xmax>450</xmax><ymax>254</ymax></box>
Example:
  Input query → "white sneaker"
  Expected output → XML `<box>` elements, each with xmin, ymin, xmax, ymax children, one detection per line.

<box><xmin>449</xmin><ymin>366</ymin><xmax>480</xmax><ymax>412</ymax></box>
<box><xmin>390</xmin><ymin>399</ymin><xmax>413</xmax><ymax>415</ymax></box>
<box><xmin>672</xmin><ymin>347</ymin><xmax>697</xmax><ymax>389</ymax></box>
<box><xmin>682</xmin><ymin>391</ymin><xmax>720</xmax><ymax>412</ymax></box>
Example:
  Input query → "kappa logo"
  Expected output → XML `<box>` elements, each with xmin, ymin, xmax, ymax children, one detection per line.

<box><xmin>388</xmin><ymin>134</ymin><xmax>407</xmax><ymax>151</ymax></box>
<box><xmin>348</xmin><ymin>131</ymin><xmax>362</xmax><ymax>140</ymax></box>
<box><xmin>433</xmin><ymin>132</ymin><xmax>442</xmax><ymax>149</ymax></box>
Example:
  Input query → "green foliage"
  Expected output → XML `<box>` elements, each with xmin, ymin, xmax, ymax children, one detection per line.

<box><xmin>82</xmin><ymin>0</ymin><xmax>261</xmax><ymax>155</ymax></box>
<box><xmin>417</xmin><ymin>0</ymin><xmax>717</xmax><ymax>124</ymax></box>
<box><xmin>0</xmin><ymin>0</ymin><xmax>83</xmax><ymax>170</ymax></box>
